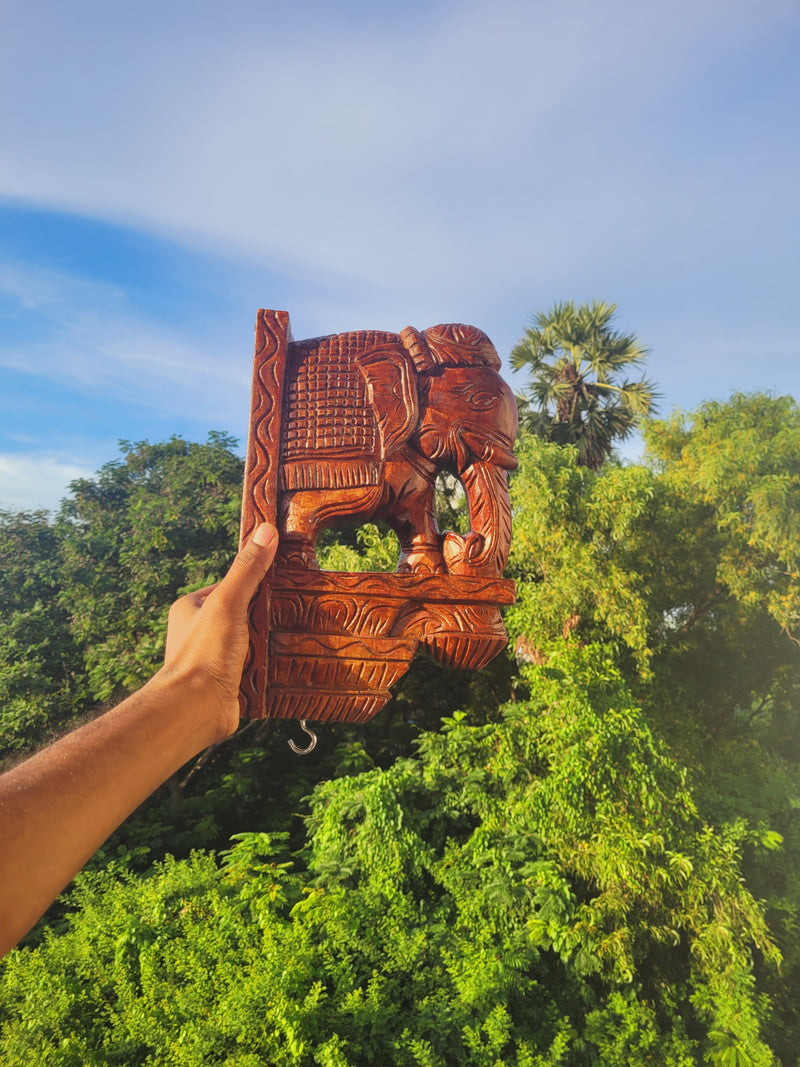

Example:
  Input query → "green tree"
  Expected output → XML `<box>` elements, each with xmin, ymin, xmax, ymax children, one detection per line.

<box><xmin>645</xmin><ymin>391</ymin><xmax>800</xmax><ymax>642</ymax></box>
<box><xmin>0</xmin><ymin>510</ymin><xmax>85</xmax><ymax>760</ymax></box>
<box><xmin>510</xmin><ymin>300</ymin><xmax>657</xmax><ymax>469</ymax></box>
<box><xmin>56</xmin><ymin>433</ymin><xmax>244</xmax><ymax>703</ymax></box>
<box><xmin>506</xmin><ymin>400</ymin><xmax>800</xmax><ymax>1060</ymax></box>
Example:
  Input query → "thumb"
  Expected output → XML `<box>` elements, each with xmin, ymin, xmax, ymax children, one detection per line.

<box><xmin>216</xmin><ymin>523</ymin><xmax>279</xmax><ymax>609</ymax></box>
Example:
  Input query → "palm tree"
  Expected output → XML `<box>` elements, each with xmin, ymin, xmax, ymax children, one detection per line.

<box><xmin>510</xmin><ymin>300</ymin><xmax>658</xmax><ymax>470</ymax></box>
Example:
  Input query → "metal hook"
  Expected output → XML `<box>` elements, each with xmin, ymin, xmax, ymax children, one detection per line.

<box><xmin>288</xmin><ymin>720</ymin><xmax>318</xmax><ymax>756</ymax></box>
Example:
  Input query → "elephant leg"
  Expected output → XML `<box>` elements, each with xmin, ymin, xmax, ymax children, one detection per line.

<box><xmin>276</xmin><ymin>491</ymin><xmax>320</xmax><ymax>569</ymax></box>
<box><xmin>377</xmin><ymin>454</ymin><xmax>445</xmax><ymax>575</ymax></box>
<box><xmin>279</xmin><ymin>485</ymin><xmax>383</xmax><ymax>569</ymax></box>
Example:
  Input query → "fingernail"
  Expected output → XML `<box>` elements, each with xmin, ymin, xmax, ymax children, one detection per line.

<box><xmin>252</xmin><ymin>523</ymin><xmax>277</xmax><ymax>548</ymax></box>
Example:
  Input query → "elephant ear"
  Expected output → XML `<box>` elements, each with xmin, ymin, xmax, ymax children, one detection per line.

<box><xmin>356</xmin><ymin>343</ymin><xmax>419</xmax><ymax>458</ymax></box>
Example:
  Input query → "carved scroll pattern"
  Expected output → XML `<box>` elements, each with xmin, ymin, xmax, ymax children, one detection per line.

<box><xmin>238</xmin><ymin>310</ymin><xmax>289</xmax><ymax>719</ymax></box>
<box><xmin>263</xmin><ymin>571</ymin><xmax>516</xmax><ymax>722</ymax></box>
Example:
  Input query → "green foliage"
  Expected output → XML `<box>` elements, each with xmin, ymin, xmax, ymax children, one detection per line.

<box><xmin>317</xmin><ymin>522</ymin><xmax>401</xmax><ymax>572</ymax></box>
<box><xmin>506</xmin><ymin>403</ymin><xmax>800</xmax><ymax>1061</ymax></box>
<box><xmin>1</xmin><ymin>392</ymin><xmax>799</xmax><ymax>1062</ymax></box>
<box><xmin>645</xmin><ymin>392</ymin><xmax>800</xmax><ymax>641</ymax></box>
<box><xmin>507</xmin><ymin>414</ymin><xmax>800</xmax><ymax>753</ymax></box>
<box><xmin>1</xmin><ymin>434</ymin><xmax>244</xmax><ymax>765</ymax></box>
<box><xmin>0</xmin><ymin>510</ymin><xmax>85</xmax><ymax>757</ymax></box>
<box><xmin>0</xmin><ymin>661</ymin><xmax>780</xmax><ymax>1063</ymax></box>
<box><xmin>56</xmin><ymin>433</ymin><xmax>244</xmax><ymax>703</ymax></box>
<box><xmin>506</xmin><ymin>435</ymin><xmax>657</xmax><ymax>675</ymax></box>
<box><xmin>511</xmin><ymin>301</ymin><xmax>658</xmax><ymax>470</ymax></box>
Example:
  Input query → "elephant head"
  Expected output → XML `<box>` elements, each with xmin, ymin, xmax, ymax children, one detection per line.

<box><xmin>398</xmin><ymin>324</ymin><xmax>518</xmax><ymax>578</ymax></box>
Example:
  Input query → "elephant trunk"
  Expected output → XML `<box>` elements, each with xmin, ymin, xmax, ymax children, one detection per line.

<box><xmin>442</xmin><ymin>459</ymin><xmax>513</xmax><ymax>578</ymax></box>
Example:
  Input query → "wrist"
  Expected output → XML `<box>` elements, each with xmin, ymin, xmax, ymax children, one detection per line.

<box><xmin>148</xmin><ymin>662</ymin><xmax>239</xmax><ymax>750</ymax></box>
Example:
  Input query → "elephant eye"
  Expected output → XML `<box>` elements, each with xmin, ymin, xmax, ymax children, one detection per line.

<box><xmin>466</xmin><ymin>388</ymin><xmax>498</xmax><ymax>411</ymax></box>
<box><xmin>448</xmin><ymin>380</ymin><xmax>499</xmax><ymax>411</ymax></box>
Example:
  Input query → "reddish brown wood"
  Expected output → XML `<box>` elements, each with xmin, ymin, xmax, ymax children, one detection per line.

<box><xmin>239</xmin><ymin>311</ymin><xmax>518</xmax><ymax>723</ymax></box>
<box><xmin>238</xmin><ymin>310</ymin><xmax>290</xmax><ymax>719</ymax></box>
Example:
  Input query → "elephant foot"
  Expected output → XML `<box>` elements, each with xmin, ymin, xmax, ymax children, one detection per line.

<box><xmin>443</xmin><ymin>531</ymin><xmax>499</xmax><ymax>577</ymax></box>
<box><xmin>397</xmin><ymin>544</ymin><xmax>446</xmax><ymax>575</ymax></box>
<box><xmin>276</xmin><ymin>536</ymin><xmax>320</xmax><ymax>571</ymax></box>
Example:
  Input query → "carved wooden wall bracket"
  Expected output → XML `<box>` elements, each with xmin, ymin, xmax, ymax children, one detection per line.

<box><xmin>239</xmin><ymin>310</ymin><xmax>518</xmax><ymax>724</ymax></box>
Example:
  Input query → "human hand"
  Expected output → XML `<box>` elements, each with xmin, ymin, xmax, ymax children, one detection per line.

<box><xmin>163</xmin><ymin>523</ymin><xmax>278</xmax><ymax>741</ymax></box>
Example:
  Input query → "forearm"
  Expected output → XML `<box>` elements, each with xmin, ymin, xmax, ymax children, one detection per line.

<box><xmin>0</xmin><ymin>666</ymin><xmax>221</xmax><ymax>956</ymax></box>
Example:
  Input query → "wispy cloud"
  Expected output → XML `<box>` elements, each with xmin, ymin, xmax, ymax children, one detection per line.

<box><xmin>0</xmin><ymin>0</ymin><xmax>798</xmax><ymax>426</ymax></box>
<box><xmin>1</xmin><ymin>0</ymin><xmax>796</xmax><ymax>305</ymax></box>
<box><xmin>0</xmin><ymin>257</ymin><xmax>250</xmax><ymax>423</ymax></box>
<box><xmin>0</xmin><ymin>452</ymin><xmax>95</xmax><ymax>513</ymax></box>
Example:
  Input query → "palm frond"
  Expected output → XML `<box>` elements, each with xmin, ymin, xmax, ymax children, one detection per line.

<box><xmin>511</xmin><ymin>300</ymin><xmax>659</xmax><ymax>468</ymax></box>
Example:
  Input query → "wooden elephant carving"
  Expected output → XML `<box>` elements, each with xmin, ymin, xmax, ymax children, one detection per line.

<box><xmin>239</xmin><ymin>310</ymin><xmax>517</xmax><ymax>724</ymax></box>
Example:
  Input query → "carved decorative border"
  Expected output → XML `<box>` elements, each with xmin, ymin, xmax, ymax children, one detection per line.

<box><xmin>260</xmin><ymin>568</ymin><xmax>515</xmax><ymax>722</ymax></box>
<box><xmin>238</xmin><ymin>310</ymin><xmax>290</xmax><ymax>719</ymax></box>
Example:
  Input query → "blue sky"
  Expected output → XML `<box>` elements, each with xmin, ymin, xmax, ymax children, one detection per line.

<box><xmin>1</xmin><ymin>0</ymin><xmax>799</xmax><ymax>511</ymax></box>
